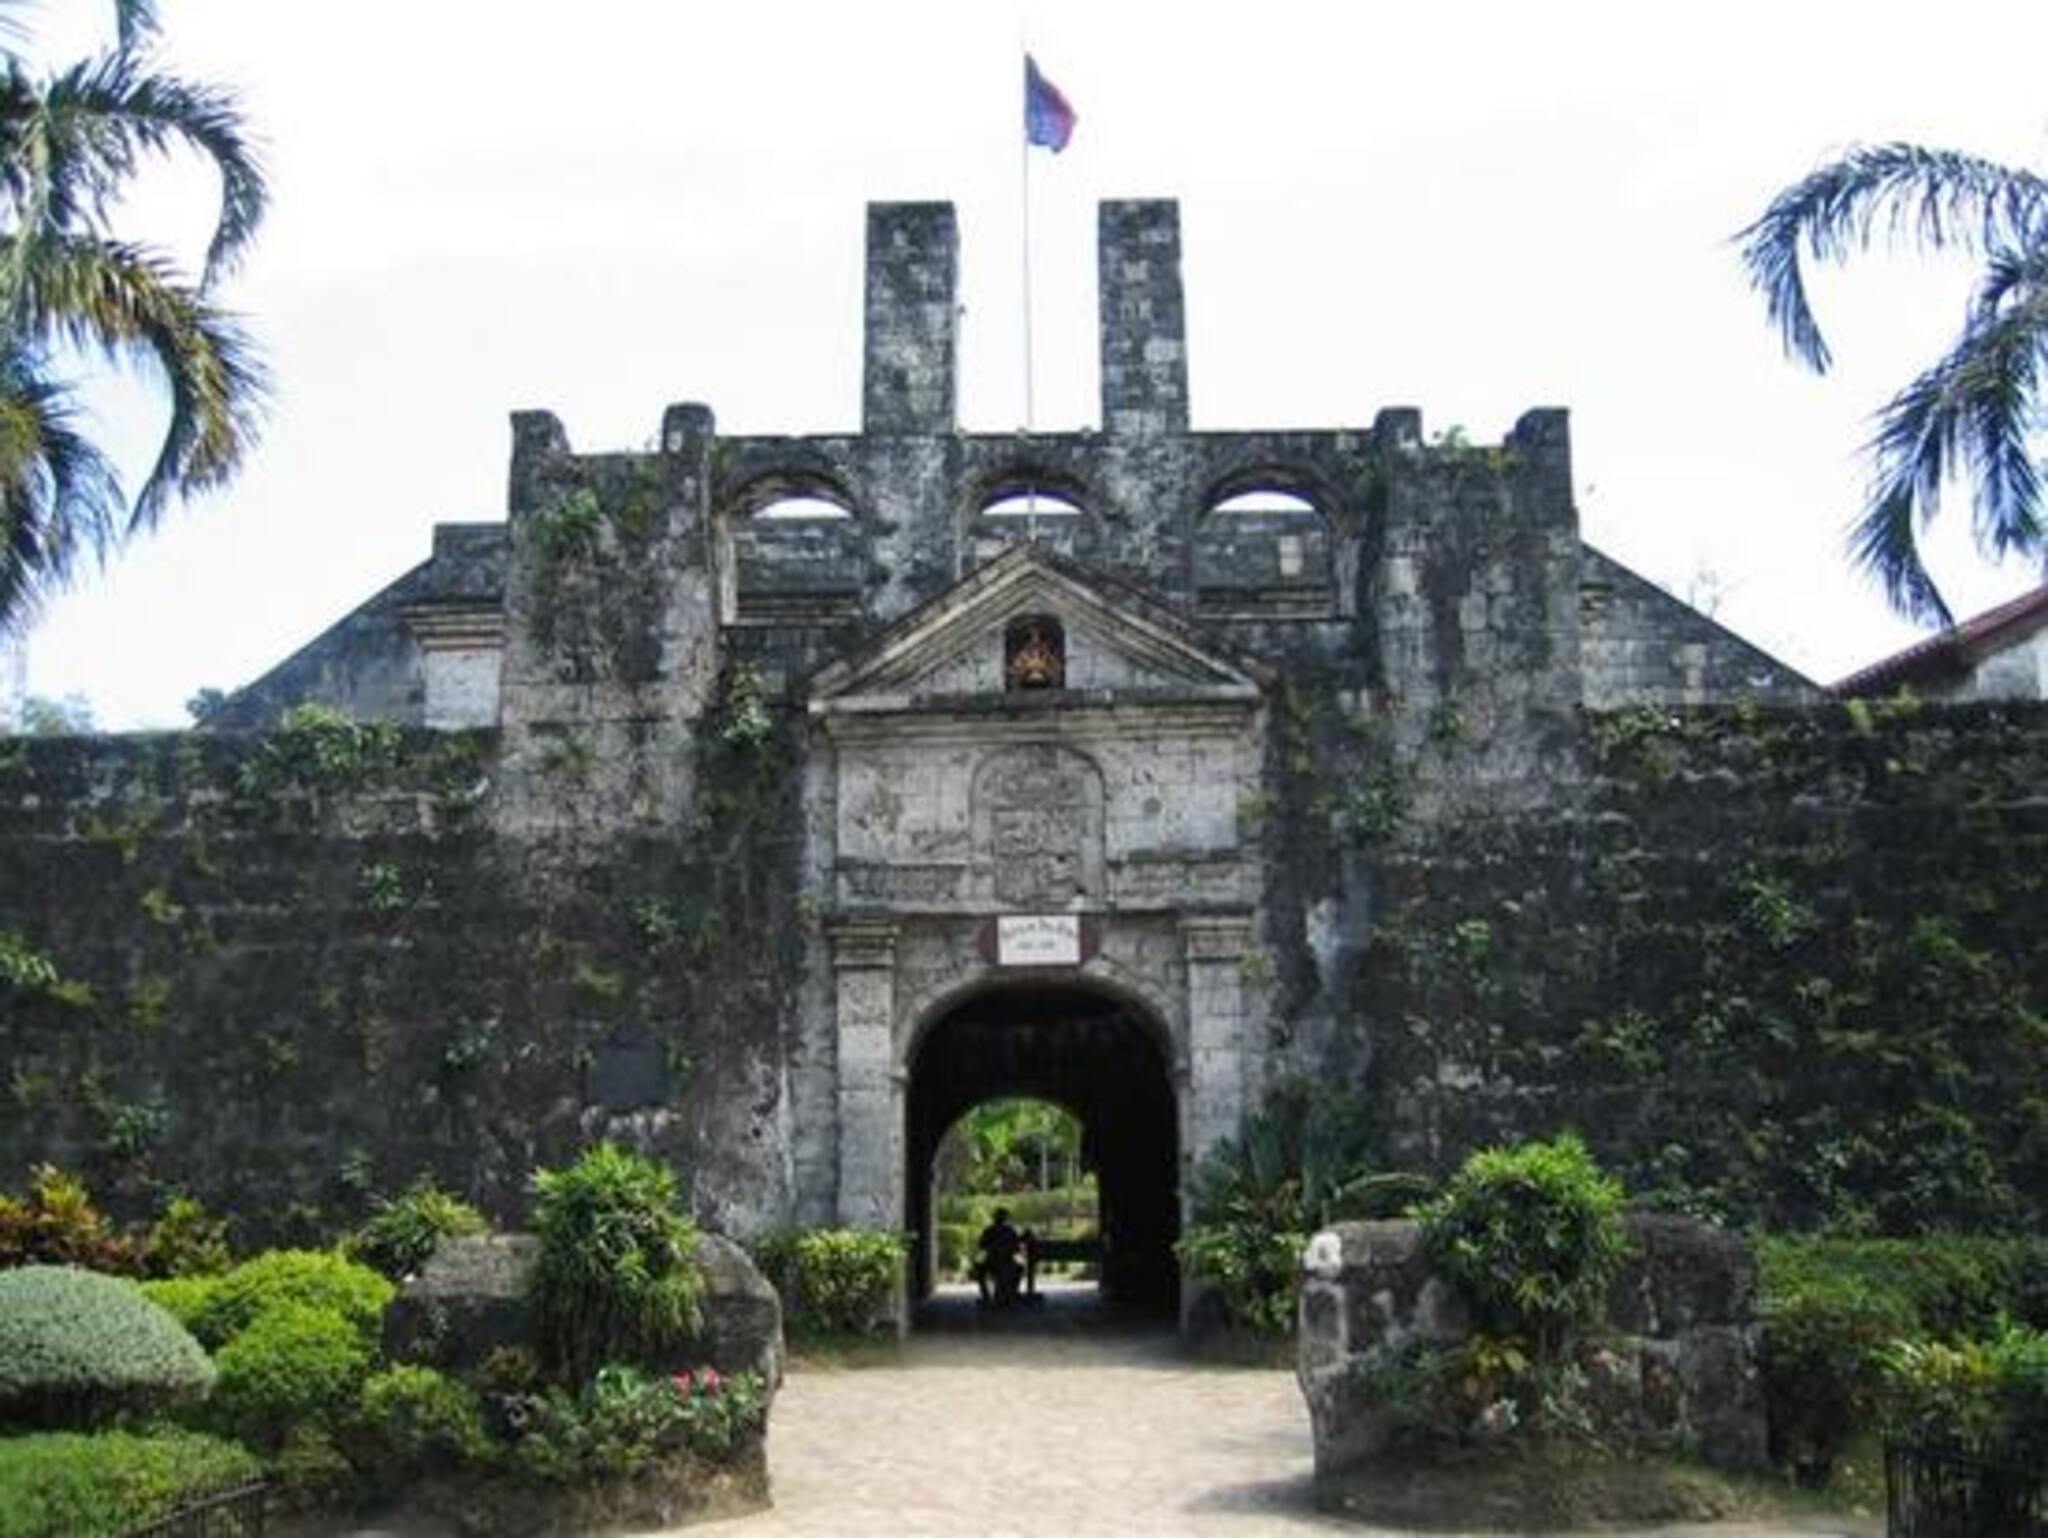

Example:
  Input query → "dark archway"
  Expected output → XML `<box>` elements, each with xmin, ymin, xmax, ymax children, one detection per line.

<box><xmin>906</xmin><ymin>983</ymin><xmax>1179</xmax><ymax>1318</ymax></box>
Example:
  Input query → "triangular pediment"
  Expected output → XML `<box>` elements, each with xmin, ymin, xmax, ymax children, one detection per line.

<box><xmin>807</xmin><ymin>545</ymin><xmax>1268</xmax><ymax>710</ymax></box>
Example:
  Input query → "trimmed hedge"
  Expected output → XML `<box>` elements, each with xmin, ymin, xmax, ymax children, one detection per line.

<box><xmin>182</xmin><ymin>1249</ymin><xmax>393</xmax><ymax>1350</ymax></box>
<box><xmin>752</xmin><ymin>1228</ymin><xmax>902</xmax><ymax>1337</ymax></box>
<box><xmin>0</xmin><ymin>1266</ymin><xmax>213</xmax><ymax>1430</ymax></box>
<box><xmin>0</xmin><ymin>1429</ymin><xmax>261</xmax><ymax>1538</ymax></box>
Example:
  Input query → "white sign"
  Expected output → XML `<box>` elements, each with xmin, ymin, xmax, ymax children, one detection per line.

<box><xmin>997</xmin><ymin>914</ymin><xmax>1081</xmax><ymax>967</ymax></box>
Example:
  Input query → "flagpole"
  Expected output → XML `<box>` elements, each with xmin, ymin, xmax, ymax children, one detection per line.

<box><xmin>1019</xmin><ymin>40</ymin><xmax>1039</xmax><ymax>535</ymax></box>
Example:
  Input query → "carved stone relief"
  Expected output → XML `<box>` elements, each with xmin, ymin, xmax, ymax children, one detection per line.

<box><xmin>970</xmin><ymin>744</ymin><xmax>1105</xmax><ymax>906</ymax></box>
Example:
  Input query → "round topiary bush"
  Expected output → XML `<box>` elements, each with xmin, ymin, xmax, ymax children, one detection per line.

<box><xmin>207</xmin><ymin>1301</ymin><xmax>373</xmax><ymax>1447</ymax></box>
<box><xmin>0</xmin><ymin>1266</ymin><xmax>213</xmax><ymax>1429</ymax></box>
<box><xmin>186</xmin><ymin>1249</ymin><xmax>393</xmax><ymax>1350</ymax></box>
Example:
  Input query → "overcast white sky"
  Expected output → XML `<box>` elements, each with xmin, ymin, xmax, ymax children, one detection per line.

<box><xmin>17</xmin><ymin>0</ymin><xmax>2048</xmax><ymax>725</ymax></box>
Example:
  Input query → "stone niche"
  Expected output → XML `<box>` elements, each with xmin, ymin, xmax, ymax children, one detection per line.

<box><xmin>1296</xmin><ymin>1215</ymin><xmax>1768</xmax><ymax>1478</ymax></box>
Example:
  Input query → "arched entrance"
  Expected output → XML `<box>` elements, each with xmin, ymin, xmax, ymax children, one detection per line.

<box><xmin>905</xmin><ymin>982</ymin><xmax>1180</xmax><ymax>1317</ymax></box>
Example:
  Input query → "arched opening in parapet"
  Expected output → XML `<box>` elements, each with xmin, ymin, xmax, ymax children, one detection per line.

<box><xmin>906</xmin><ymin>982</ymin><xmax>1179</xmax><ymax>1324</ymax></box>
<box><xmin>723</xmin><ymin>473</ymin><xmax>865</xmax><ymax>624</ymax></box>
<box><xmin>966</xmin><ymin>474</ymin><xmax>1096</xmax><ymax>570</ymax></box>
<box><xmin>1194</xmin><ymin>469</ymin><xmax>1336</xmax><ymax>618</ymax></box>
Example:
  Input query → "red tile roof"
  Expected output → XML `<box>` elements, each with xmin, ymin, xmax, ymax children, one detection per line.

<box><xmin>1833</xmin><ymin>582</ymin><xmax>2048</xmax><ymax>695</ymax></box>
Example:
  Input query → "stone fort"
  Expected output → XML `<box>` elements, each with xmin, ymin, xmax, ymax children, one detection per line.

<box><xmin>3</xmin><ymin>202</ymin><xmax>2039</xmax><ymax>1313</ymax></box>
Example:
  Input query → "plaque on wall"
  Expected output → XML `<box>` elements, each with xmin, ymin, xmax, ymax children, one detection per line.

<box><xmin>996</xmin><ymin>914</ymin><xmax>1082</xmax><ymax>967</ymax></box>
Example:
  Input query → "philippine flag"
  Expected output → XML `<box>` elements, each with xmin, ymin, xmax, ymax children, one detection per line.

<box><xmin>1024</xmin><ymin>55</ymin><xmax>1076</xmax><ymax>152</ymax></box>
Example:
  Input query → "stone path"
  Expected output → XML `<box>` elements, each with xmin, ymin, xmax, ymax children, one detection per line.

<box><xmin>694</xmin><ymin>1288</ymin><xmax>1872</xmax><ymax>1538</ymax></box>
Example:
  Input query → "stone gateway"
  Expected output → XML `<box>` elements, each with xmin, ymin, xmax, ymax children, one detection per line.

<box><xmin>3</xmin><ymin>199</ymin><xmax>2041</xmax><ymax>1321</ymax></box>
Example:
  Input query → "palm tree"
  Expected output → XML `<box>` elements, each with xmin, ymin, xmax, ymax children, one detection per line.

<box><xmin>0</xmin><ymin>0</ymin><xmax>266</xmax><ymax>634</ymax></box>
<box><xmin>1740</xmin><ymin>144</ymin><xmax>2048</xmax><ymax>627</ymax></box>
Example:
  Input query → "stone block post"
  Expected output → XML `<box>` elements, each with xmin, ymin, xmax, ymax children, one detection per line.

<box><xmin>1098</xmin><ymin>199</ymin><xmax>1190</xmax><ymax>437</ymax></box>
<box><xmin>828</xmin><ymin>918</ymin><xmax>901</xmax><ymax>1233</ymax></box>
<box><xmin>1182</xmin><ymin>914</ymin><xmax>1253</xmax><ymax>1168</ymax></box>
<box><xmin>862</xmin><ymin>202</ymin><xmax>959</xmax><ymax>434</ymax></box>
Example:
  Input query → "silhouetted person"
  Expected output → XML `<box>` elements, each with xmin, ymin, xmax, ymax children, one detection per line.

<box><xmin>974</xmin><ymin>1206</ymin><xmax>1023</xmax><ymax>1305</ymax></box>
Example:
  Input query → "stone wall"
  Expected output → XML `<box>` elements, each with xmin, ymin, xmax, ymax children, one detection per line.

<box><xmin>1344</xmin><ymin>700</ymin><xmax>2048</xmax><ymax>1233</ymax></box>
<box><xmin>0</xmin><ymin>712</ymin><xmax>803</xmax><ymax>1244</ymax></box>
<box><xmin>1296</xmin><ymin>1215</ymin><xmax>1767</xmax><ymax>1476</ymax></box>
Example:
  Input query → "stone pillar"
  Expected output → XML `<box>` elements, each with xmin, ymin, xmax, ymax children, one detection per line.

<box><xmin>862</xmin><ymin>202</ymin><xmax>959</xmax><ymax>434</ymax></box>
<box><xmin>1181</xmin><ymin>914</ymin><xmax>1253</xmax><ymax>1166</ymax></box>
<box><xmin>1098</xmin><ymin>199</ymin><xmax>1190</xmax><ymax>437</ymax></box>
<box><xmin>828</xmin><ymin>918</ymin><xmax>901</xmax><ymax>1232</ymax></box>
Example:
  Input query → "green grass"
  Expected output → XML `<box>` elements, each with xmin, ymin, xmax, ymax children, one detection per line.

<box><xmin>0</xmin><ymin>1429</ymin><xmax>262</xmax><ymax>1538</ymax></box>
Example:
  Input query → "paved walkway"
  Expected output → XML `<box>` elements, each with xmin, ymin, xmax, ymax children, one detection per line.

<box><xmin>698</xmin><ymin>1286</ymin><xmax>1869</xmax><ymax>1538</ymax></box>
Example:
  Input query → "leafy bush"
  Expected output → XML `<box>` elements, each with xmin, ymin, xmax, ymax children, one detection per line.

<box><xmin>184</xmin><ymin>1249</ymin><xmax>393</xmax><ymax>1350</ymax></box>
<box><xmin>346</xmin><ymin>1364</ymin><xmax>494</xmax><ymax>1483</ymax></box>
<box><xmin>0</xmin><ymin>1166</ymin><xmax>141</xmax><ymax>1275</ymax></box>
<box><xmin>1177</xmin><ymin>1084</ymin><xmax>1379</xmax><ymax>1336</ymax></box>
<box><xmin>1177</xmin><ymin>1220</ymin><xmax>1304</xmax><ymax>1336</ymax></box>
<box><xmin>506</xmin><ymin>1364</ymin><xmax>766</xmax><ymax>1484</ymax></box>
<box><xmin>528</xmin><ymin>1144</ymin><xmax>703</xmax><ymax>1384</ymax></box>
<box><xmin>1761</xmin><ymin>1234</ymin><xmax>2048</xmax><ymax>1339</ymax></box>
<box><xmin>0</xmin><ymin>1266</ymin><xmax>213</xmax><ymax>1429</ymax></box>
<box><xmin>1416</xmin><ymin>1134</ymin><xmax>1631</xmax><ymax>1360</ymax></box>
<box><xmin>752</xmin><ymin>1229</ymin><xmax>902</xmax><ymax>1337</ymax></box>
<box><xmin>1884</xmin><ymin>1321</ymin><xmax>2048</xmax><ymax>1462</ymax></box>
<box><xmin>1760</xmin><ymin>1273</ymin><xmax>1917</xmax><ymax>1484</ymax></box>
<box><xmin>207</xmin><ymin>1300</ymin><xmax>373</xmax><ymax>1447</ymax></box>
<box><xmin>344</xmin><ymin>1178</ymin><xmax>488</xmax><ymax>1280</ymax></box>
<box><xmin>137</xmin><ymin>1275</ymin><xmax>216</xmax><ymax>1335</ymax></box>
<box><xmin>1756</xmin><ymin>1234</ymin><xmax>2048</xmax><ymax>1482</ymax></box>
<box><xmin>137</xmin><ymin>1197</ymin><xmax>232</xmax><ymax>1279</ymax></box>
<box><xmin>0</xmin><ymin>1429</ymin><xmax>261</xmax><ymax>1538</ymax></box>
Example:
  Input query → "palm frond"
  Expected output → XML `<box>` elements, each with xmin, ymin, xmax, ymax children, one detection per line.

<box><xmin>111</xmin><ymin>0</ymin><xmax>160</xmax><ymax>51</ymax></box>
<box><xmin>1739</xmin><ymin>144</ymin><xmax>2048</xmax><ymax>373</ymax></box>
<box><xmin>0</xmin><ymin>342</ymin><xmax>123</xmax><ymax>633</ymax></box>
<box><xmin>10</xmin><ymin>234</ymin><xmax>266</xmax><ymax>529</ymax></box>
<box><xmin>29</xmin><ymin>50</ymin><xmax>267</xmax><ymax>283</ymax></box>
<box><xmin>1853</xmin><ymin>260</ymin><xmax>2048</xmax><ymax>627</ymax></box>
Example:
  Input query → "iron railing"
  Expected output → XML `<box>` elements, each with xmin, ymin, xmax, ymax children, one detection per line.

<box><xmin>119</xmin><ymin>1480</ymin><xmax>267</xmax><ymax>1538</ymax></box>
<box><xmin>1887</xmin><ymin>1442</ymin><xmax>2045</xmax><ymax>1538</ymax></box>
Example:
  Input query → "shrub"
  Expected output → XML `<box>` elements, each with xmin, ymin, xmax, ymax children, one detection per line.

<box><xmin>137</xmin><ymin>1196</ymin><xmax>232</xmax><ymax>1279</ymax></box>
<box><xmin>137</xmin><ymin>1275</ymin><xmax>217</xmax><ymax>1335</ymax></box>
<box><xmin>1177</xmin><ymin>1220</ymin><xmax>1304</xmax><ymax>1336</ymax></box>
<box><xmin>1416</xmin><ymin>1133</ymin><xmax>1631</xmax><ymax>1360</ymax></box>
<box><xmin>185</xmin><ymin>1249</ymin><xmax>393</xmax><ymax>1350</ymax></box>
<box><xmin>506</xmin><ymin>1364</ymin><xmax>766</xmax><ymax>1484</ymax></box>
<box><xmin>753</xmin><ymin>1229</ymin><xmax>902</xmax><ymax>1337</ymax></box>
<box><xmin>344</xmin><ymin>1178</ymin><xmax>488</xmax><ymax>1280</ymax></box>
<box><xmin>0</xmin><ymin>1166</ymin><xmax>141</xmax><ymax>1275</ymax></box>
<box><xmin>1884</xmin><ymin>1321</ymin><xmax>2048</xmax><ymax>1462</ymax></box>
<box><xmin>207</xmin><ymin>1300</ymin><xmax>373</xmax><ymax>1447</ymax></box>
<box><xmin>0</xmin><ymin>1429</ymin><xmax>261</xmax><ymax>1538</ymax></box>
<box><xmin>1177</xmin><ymin>1085</ymin><xmax>1377</xmax><ymax>1336</ymax></box>
<box><xmin>346</xmin><ymin>1365</ymin><xmax>493</xmax><ymax>1484</ymax></box>
<box><xmin>528</xmin><ymin>1144</ymin><xmax>703</xmax><ymax>1385</ymax></box>
<box><xmin>1760</xmin><ymin>1273</ymin><xmax>1917</xmax><ymax>1484</ymax></box>
<box><xmin>1761</xmin><ymin>1234</ymin><xmax>2048</xmax><ymax>1339</ymax></box>
<box><xmin>0</xmin><ymin>1266</ymin><xmax>213</xmax><ymax>1429</ymax></box>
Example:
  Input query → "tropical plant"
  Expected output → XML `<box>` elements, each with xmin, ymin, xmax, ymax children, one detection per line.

<box><xmin>527</xmin><ymin>1143</ymin><xmax>704</xmax><ymax>1385</ymax></box>
<box><xmin>0</xmin><ymin>0</ymin><xmax>267</xmax><ymax>633</ymax></box>
<box><xmin>1740</xmin><ymin>144</ymin><xmax>2048</xmax><ymax>625</ymax></box>
<box><xmin>751</xmin><ymin>1228</ymin><xmax>902</xmax><ymax>1337</ymax></box>
<box><xmin>343</xmin><ymin>1177</ymin><xmax>488</xmax><ymax>1281</ymax></box>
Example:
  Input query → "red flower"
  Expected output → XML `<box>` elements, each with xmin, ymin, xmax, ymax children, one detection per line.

<box><xmin>672</xmin><ymin>1370</ymin><xmax>694</xmax><ymax>1393</ymax></box>
<box><xmin>699</xmin><ymin>1367</ymin><xmax>722</xmax><ymax>1394</ymax></box>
